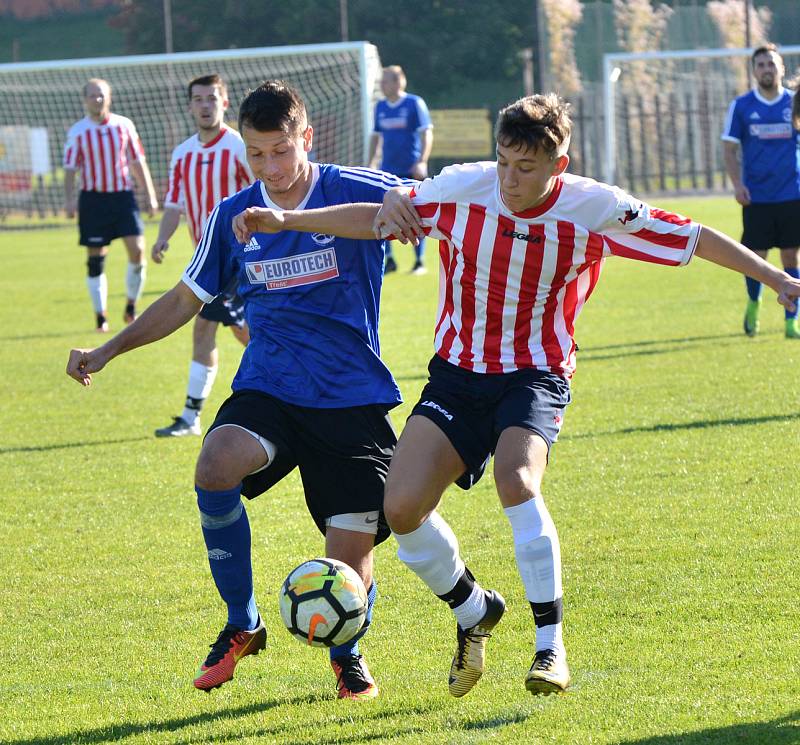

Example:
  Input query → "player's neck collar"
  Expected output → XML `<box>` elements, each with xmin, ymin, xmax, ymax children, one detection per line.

<box><xmin>200</xmin><ymin>126</ymin><xmax>227</xmax><ymax>148</ymax></box>
<box><xmin>385</xmin><ymin>94</ymin><xmax>407</xmax><ymax>108</ymax></box>
<box><xmin>259</xmin><ymin>163</ymin><xmax>319</xmax><ymax>211</ymax></box>
<box><xmin>499</xmin><ymin>176</ymin><xmax>564</xmax><ymax>219</ymax></box>
<box><xmin>753</xmin><ymin>85</ymin><xmax>785</xmax><ymax>104</ymax></box>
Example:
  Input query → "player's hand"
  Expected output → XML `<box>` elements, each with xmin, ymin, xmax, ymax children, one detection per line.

<box><xmin>373</xmin><ymin>188</ymin><xmax>424</xmax><ymax>244</ymax></box>
<box><xmin>232</xmin><ymin>207</ymin><xmax>286</xmax><ymax>244</ymax></box>
<box><xmin>146</xmin><ymin>195</ymin><xmax>158</xmax><ymax>217</ymax></box>
<box><xmin>734</xmin><ymin>183</ymin><xmax>751</xmax><ymax>206</ymax></box>
<box><xmin>151</xmin><ymin>238</ymin><xmax>169</xmax><ymax>264</ymax></box>
<box><xmin>776</xmin><ymin>274</ymin><xmax>800</xmax><ymax>314</ymax></box>
<box><xmin>409</xmin><ymin>161</ymin><xmax>428</xmax><ymax>180</ymax></box>
<box><xmin>66</xmin><ymin>347</ymin><xmax>109</xmax><ymax>387</ymax></box>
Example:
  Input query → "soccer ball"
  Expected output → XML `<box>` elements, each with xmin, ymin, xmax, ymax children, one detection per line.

<box><xmin>278</xmin><ymin>558</ymin><xmax>368</xmax><ymax>647</ymax></box>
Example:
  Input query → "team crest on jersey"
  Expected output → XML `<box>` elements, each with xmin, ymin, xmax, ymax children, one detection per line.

<box><xmin>311</xmin><ymin>233</ymin><xmax>336</xmax><ymax>246</ymax></box>
<box><xmin>617</xmin><ymin>203</ymin><xmax>642</xmax><ymax>225</ymax></box>
<box><xmin>245</xmin><ymin>247</ymin><xmax>339</xmax><ymax>290</ymax></box>
<box><xmin>783</xmin><ymin>107</ymin><xmax>792</xmax><ymax>123</ymax></box>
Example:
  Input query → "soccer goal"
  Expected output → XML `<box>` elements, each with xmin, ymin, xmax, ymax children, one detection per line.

<box><xmin>602</xmin><ymin>45</ymin><xmax>800</xmax><ymax>194</ymax></box>
<box><xmin>0</xmin><ymin>42</ymin><xmax>382</xmax><ymax>217</ymax></box>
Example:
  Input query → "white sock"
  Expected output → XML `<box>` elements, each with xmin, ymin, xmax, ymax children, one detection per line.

<box><xmin>505</xmin><ymin>498</ymin><xmax>565</xmax><ymax>655</ymax></box>
<box><xmin>453</xmin><ymin>582</ymin><xmax>487</xmax><ymax>630</ymax></box>
<box><xmin>394</xmin><ymin>511</ymin><xmax>465</xmax><ymax>595</ymax></box>
<box><xmin>86</xmin><ymin>274</ymin><xmax>107</xmax><ymax>314</ymax></box>
<box><xmin>182</xmin><ymin>361</ymin><xmax>217</xmax><ymax>425</ymax></box>
<box><xmin>125</xmin><ymin>262</ymin><xmax>146</xmax><ymax>302</ymax></box>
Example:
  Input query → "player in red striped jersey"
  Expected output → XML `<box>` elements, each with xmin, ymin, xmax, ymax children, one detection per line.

<box><xmin>151</xmin><ymin>74</ymin><xmax>253</xmax><ymax>438</ymax></box>
<box><xmin>64</xmin><ymin>78</ymin><xmax>159</xmax><ymax>332</ymax></box>
<box><xmin>233</xmin><ymin>92</ymin><xmax>800</xmax><ymax>699</ymax></box>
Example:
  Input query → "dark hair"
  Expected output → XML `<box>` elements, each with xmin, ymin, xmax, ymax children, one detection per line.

<box><xmin>187</xmin><ymin>74</ymin><xmax>226</xmax><ymax>101</ymax></box>
<box><xmin>751</xmin><ymin>43</ymin><xmax>780</xmax><ymax>67</ymax></box>
<box><xmin>494</xmin><ymin>93</ymin><xmax>571</xmax><ymax>158</ymax></box>
<box><xmin>238</xmin><ymin>80</ymin><xmax>307</xmax><ymax>134</ymax></box>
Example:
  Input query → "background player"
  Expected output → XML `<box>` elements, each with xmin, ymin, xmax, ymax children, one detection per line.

<box><xmin>236</xmin><ymin>93</ymin><xmax>800</xmax><ymax>700</ymax></box>
<box><xmin>67</xmin><ymin>81</ymin><xmax>413</xmax><ymax>701</ymax></box>
<box><xmin>722</xmin><ymin>44</ymin><xmax>800</xmax><ymax>338</ymax></box>
<box><xmin>151</xmin><ymin>74</ymin><xmax>253</xmax><ymax>438</ymax></box>
<box><xmin>368</xmin><ymin>65</ymin><xmax>433</xmax><ymax>275</ymax></box>
<box><xmin>64</xmin><ymin>78</ymin><xmax>158</xmax><ymax>332</ymax></box>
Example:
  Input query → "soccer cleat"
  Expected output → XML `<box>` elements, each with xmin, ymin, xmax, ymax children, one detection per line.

<box><xmin>448</xmin><ymin>590</ymin><xmax>505</xmax><ymax>697</ymax></box>
<box><xmin>155</xmin><ymin>416</ymin><xmax>201</xmax><ymax>437</ymax></box>
<box><xmin>330</xmin><ymin>654</ymin><xmax>379</xmax><ymax>700</ymax></box>
<box><xmin>384</xmin><ymin>256</ymin><xmax>398</xmax><ymax>274</ymax></box>
<box><xmin>193</xmin><ymin>617</ymin><xmax>266</xmax><ymax>692</ymax></box>
<box><xmin>525</xmin><ymin>648</ymin><xmax>571</xmax><ymax>695</ymax></box>
<box><xmin>409</xmin><ymin>261</ymin><xmax>427</xmax><ymax>275</ymax></box>
<box><xmin>124</xmin><ymin>302</ymin><xmax>137</xmax><ymax>325</ymax></box>
<box><xmin>785</xmin><ymin>319</ymin><xmax>800</xmax><ymax>339</ymax></box>
<box><xmin>95</xmin><ymin>313</ymin><xmax>109</xmax><ymax>333</ymax></box>
<box><xmin>743</xmin><ymin>299</ymin><xmax>761</xmax><ymax>337</ymax></box>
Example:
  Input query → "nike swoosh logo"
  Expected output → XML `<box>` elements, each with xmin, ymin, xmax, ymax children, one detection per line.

<box><xmin>365</xmin><ymin>516</ymin><xmax>378</xmax><ymax>524</ymax></box>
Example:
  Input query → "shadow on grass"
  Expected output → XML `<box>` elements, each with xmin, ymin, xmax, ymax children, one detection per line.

<box><xmin>0</xmin><ymin>436</ymin><xmax>151</xmax><ymax>455</ymax></box>
<box><xmin>563</xmin><ymin>412</ymin><xmax>799</xmax><ymax>441</ymax></box>
<box><xmin>618</xmin><ymin>711</ymin><xmax>800</xmax><ymax>745</ymax></box>
<box><xmin>0</xmin><ymin>330</ymin><xmax>83</xmax><ymax>342</ymax></box>
<box><xmin>580</xmin><ymin>332</ymin><xmax>744</xmax><ymax>353</ymax></box>
<box><xmin>579</xmin><ymin>332</ymin><xmax>761</xmax><ymax>364</ymax></box>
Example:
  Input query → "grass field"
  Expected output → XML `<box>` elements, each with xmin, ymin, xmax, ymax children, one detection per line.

<box><xmin>2</xmin><ymin>198</ymin><xmax>799</xmax><ymax>745</ymax></box>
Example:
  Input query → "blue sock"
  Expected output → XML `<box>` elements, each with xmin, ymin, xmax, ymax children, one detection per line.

<box><xmin>784</xmin><ymin>268</ymin><xmax>800</xmax><ymax>319</ymax></box>
<box><xmin>196</xmin><ymin>485</ymin><xmax>258</xmax><ymax>630</ymax></box>
<box><xmin>414</xmin><ymin>237</ymin><xmax>426</xmax><ymax>263</ymax></box>
<box><xmin>329</xmin><ymin>579</ymin><xmax>377</xmax><ymax>660</ymax></box>
<box><xmin>745</xmin><ymin>275</ymin><xmax>762</xmax><ymax>303</ymax></box>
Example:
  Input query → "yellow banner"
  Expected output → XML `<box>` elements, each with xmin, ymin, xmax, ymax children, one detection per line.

<box><xmin>430</xmin><ymin>109</ymin><xmax>492</xmax><ymax>158</ymax></box>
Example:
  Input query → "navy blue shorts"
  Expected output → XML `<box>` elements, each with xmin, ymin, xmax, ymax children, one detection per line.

<box><xmin>78</xmin><ymin>190</ymin><xmax>143</xmax><ymax>248</ymax></box>
<box><xmin>411</xmin><ymin>354</ymin><xmax>571</xmax><ymax>489</ymax></box>
<box><xmin>742</xmin><ymin>200</ymin><xmax>800</xmax><ymax>251</ymax></box>
<box><xmin>199</xmin><ymin>292</ymin><xmax>246</xmax><ymax>328</ymax></box>
<box><xmin>207</xmin><ymin>389</ymin><xmax>396</xmax><ymax>545</ymax></box>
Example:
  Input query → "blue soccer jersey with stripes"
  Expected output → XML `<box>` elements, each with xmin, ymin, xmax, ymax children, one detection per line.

<box><xmin>182</xmin><ymin>163</ymin><xmax>412</xmax><ymax>408</ymax></box>
<box><xmin>722</xmin><ymin>88</ymin><xmax>800</xmax><ymax>203</ymax></box>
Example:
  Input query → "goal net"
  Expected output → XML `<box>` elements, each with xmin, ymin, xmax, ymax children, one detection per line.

<box><xmin>602</xmin><ymin>45</ymin><xmax>800</xmax><ymax>194</ymax></box>
<box><xmin>0</xmin><ymin>42</ymin><xmax>382</xmax><ymax>217</ymax></box>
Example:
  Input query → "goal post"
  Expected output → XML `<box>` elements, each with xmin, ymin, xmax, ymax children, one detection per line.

<box><xmin>602</xmin><ymin>45</ymin><xmax>800</xmax><ymax>192</ymax></box>
<box><xmin>0</xmin><ymin>42</ymin><xmax>383</xmax><ymax>216</ymax></box>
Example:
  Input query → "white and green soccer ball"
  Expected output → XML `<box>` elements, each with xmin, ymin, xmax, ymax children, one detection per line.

<box><xmin>278</xmin><ymin>558</ymin><xmax>368</xmax><ymax>647</ymax></box>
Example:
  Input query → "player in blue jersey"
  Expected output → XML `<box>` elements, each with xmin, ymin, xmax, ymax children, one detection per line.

<box><xmin>722</xmin><ymin>44</ymin><xmax>800</xmax><ymax>339</ymax></box>
<box><xmin>368</xmin><ymin>65</ymin><xmax>433</xmax><ymax>275</ymax></box>
<box><xmin>66</xmin><ymin>80</ymin><xmax>413</xmax><ymax>700</ymax></box>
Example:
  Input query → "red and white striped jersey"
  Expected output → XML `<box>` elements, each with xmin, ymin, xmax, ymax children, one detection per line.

<box><xmin>63</xmin><ymin>113</ymin><xmax>145</xmax><ymax>193</ymax></box>
<box><xmin>163</xmin><ymin>126</ymin><xmax>252</xmax><ymax>244</ymax></box>
<box><xmin>411</xmin><ymin>163</ymin><xmax>701</xmax><ymax>378</ymax></box>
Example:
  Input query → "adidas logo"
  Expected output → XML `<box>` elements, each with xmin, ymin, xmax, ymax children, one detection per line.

<box><xmin>207</xmin><ymin>548</ymin><xmax>232</xmax><ymax>560</ymax></box>
<box><xmin>243</xmin><ymin>237</ymin><xmax>260</xmax><ymax>252</ymax></box>
<box><xmin>749</xmin><ymin>111</ymin><xmax>761</xmax><ymax>119</ymax></box>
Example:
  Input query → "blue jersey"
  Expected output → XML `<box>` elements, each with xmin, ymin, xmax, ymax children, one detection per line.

<box><xmin>722</xmin><ymin>88</ymin><xmax>800</xmax><ymax>203</ymax></box>
<box><xmin>374</xmin><ymin>94</ymin><xmax>432</xmax><ymax>176</ymax></box>
<box><xmin>182</xmin><ymin>164</ymin><xmax>411</xmax><ymax>409</ymax></box>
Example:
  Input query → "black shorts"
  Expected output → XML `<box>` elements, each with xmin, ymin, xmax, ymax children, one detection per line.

<box><xmin>207</xmin><ymin>389</ymin><xmax>396</xmax><ymax>545</ymax></box>
<box><xmin>199</xmin><ymin>293</ymin><xmax>246</xmax><ymax>328</ymax></box>
<box><xmin>78</xmin><ymin>190</ymin><xmax>143</xmax><ymax>248</ymax></box>
<box><xmin>411</xmin><ymin>354</ymin><xmax>571</xmax><ymax>490</ymax></box>
<box><xmin>742</xmin><ymin>200</ymin><xmax>800</xmax><ymax>251</ymax></box>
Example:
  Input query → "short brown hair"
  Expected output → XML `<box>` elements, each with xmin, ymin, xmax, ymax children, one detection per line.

<box><xmin>188</xmin><ymin>73</ymin><xmax>227</xmax><ymax>101</ymax></box>
<box><xmin>495</xmin><ymin>93</ymin><xmax>571</xmax><ymax>159</ymax></box>
<box><xmin>238</xmin><ymin>80</ymin><xmax>307</xmax><ymax>135</ymax></box>
<box><xmin>751</xmin><ymin>43</ymin><xmax>780</xmax><ymax>67</ymax></box>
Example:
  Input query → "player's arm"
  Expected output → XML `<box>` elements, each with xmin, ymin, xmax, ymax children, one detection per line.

<box><xmin>152</xmin><ymin>207</ymin><xmax>182</xmax><ymax>263</ymax></box>
<box><xmin>66</xmin><ymin>281</ymin><xmax>203</xmax><ymax>386</ymax></box>
<box><xmin>411</xmin><ymin>128</ymin><xmax>433</xmax><ymax>180</ymax></box>
<box><xmin>694</xmin><ymin>226</ymin><xmax>800</xmax><ymax>311</ymax></box>
<box><xmin>130</xmin><ymin>159</ymin><xmax>159</xmax><ymax>215</ymax></box>
<box><xmin>367</xmin><ymin>132</ymin><xmax>381</xmax><ymax>169</ymax></box>
<box><xmin>63</xmin><ymin>169</ymin><xmax>77</xmax><ymax>218</ymax></box>
<box><xmin>233</xmin><ymin>203</ymin><xmax>384</xmax><ymax>242</ymax></box>
<box><xmin>722</xmin><ymin>141</ymin><xmax>750</xmax><ymax>206</ymax></box>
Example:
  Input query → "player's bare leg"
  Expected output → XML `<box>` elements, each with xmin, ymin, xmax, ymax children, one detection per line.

<box><xmin>192</xmin><ymin>426</ymin><xmax>269</xmax><ymax>692</ymax></box>
<box><xmin>385</xmin><ymin>416</ymin><xmax>505</xmax><ymax>697</ymax></box>
<box><xmin>325</xmin><ymin>527</ymin><xmax>379</xmax><ymax>700</ymax></box>
<box><xmin>86</xmin><ymin>246</ymin><xmax>109</xmax><ymax>332</ymax></box>
<box><xmin>493</xmin><ymin>427</ymin><xmax>570</xmax><ymax>694</ymax></box>
<box><xmin>122</xmin><ymin>234</ymin><xmax>146</xmax><ymax>323</ymax></box>
<box><xmin>780</xmin><ymin>247</ymin><xmax>800</xmax><ymax>338</ymax></box>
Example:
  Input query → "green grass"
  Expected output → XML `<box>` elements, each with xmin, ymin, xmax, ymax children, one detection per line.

<box><xmin>2</xmin><ymin>197</ymin><xmax>800</xmax><ymax>744</ymax></box>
